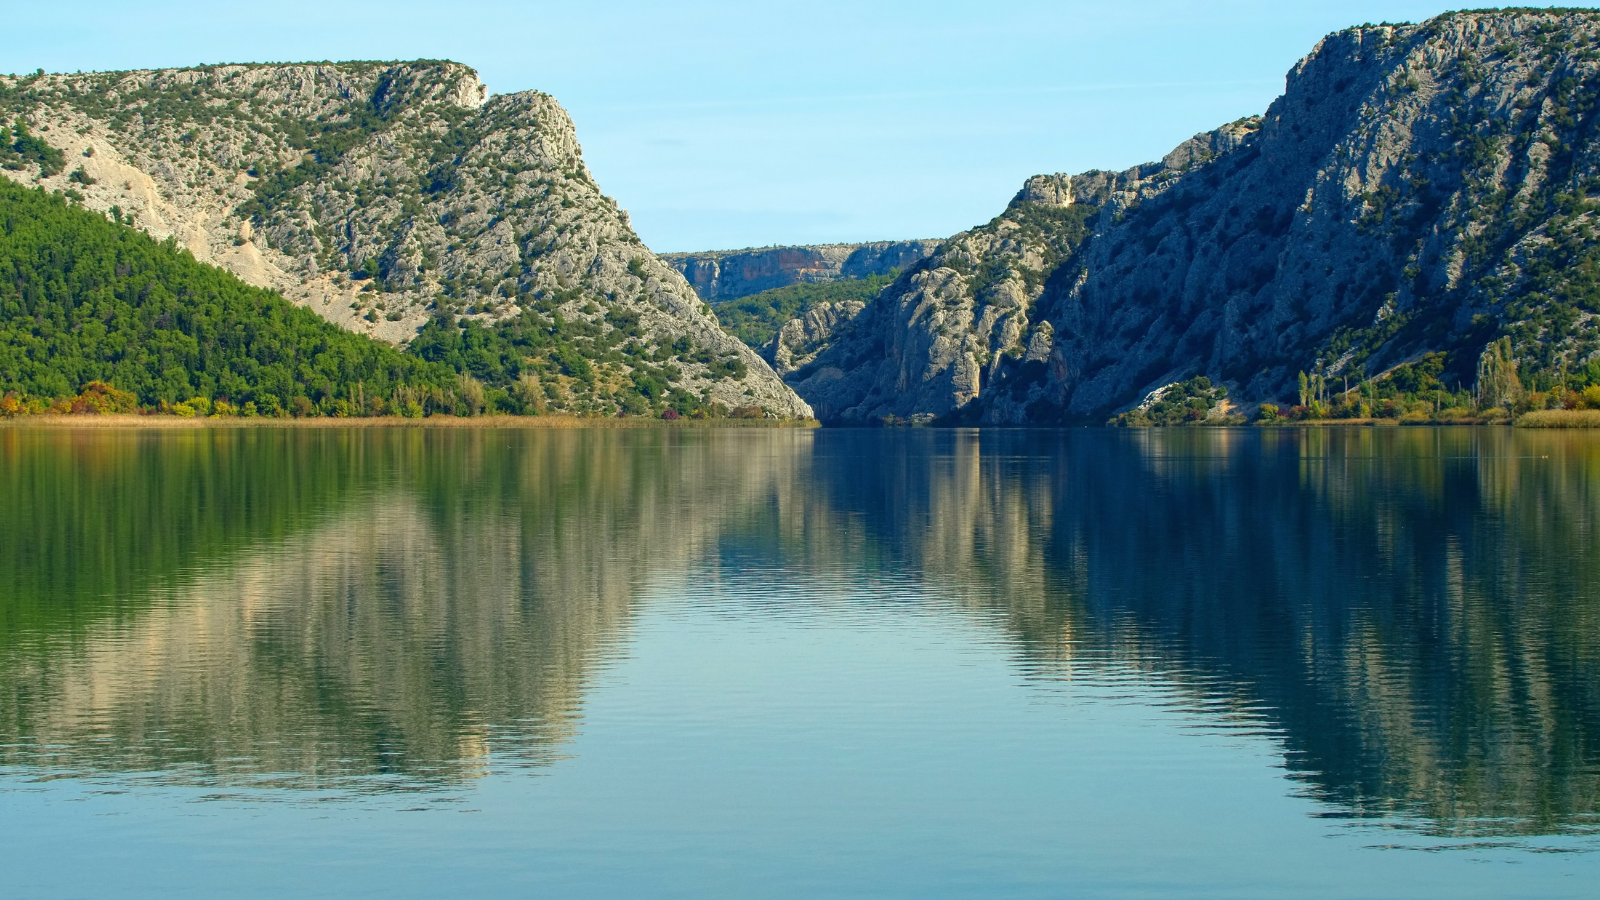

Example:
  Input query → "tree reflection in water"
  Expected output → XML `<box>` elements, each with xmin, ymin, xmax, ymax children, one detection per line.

<box><xmin>797</xmin><ymin>428</ymin><xmax>1600</xmax><ymax>837</ymax></box>
<box><xmin>0</xmin><ymin>426</ymin><xmax>1596</xmax><ymax>836</ymax></box>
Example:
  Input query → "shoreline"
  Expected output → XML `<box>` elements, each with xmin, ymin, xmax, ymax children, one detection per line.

<box><xmin>0</xmin><ymin>414</ymin><xmax>821</xmax><ymax>430</ymax></box>
<box><xmin>1252</xmin><ymin>417</ymin><xmax>1500</xmax><ymax>427</ymax></box>
<box><xmin>4</xmin><ymin>413</ymin><xmax>1597</xmax><ymax>430</ymax></box>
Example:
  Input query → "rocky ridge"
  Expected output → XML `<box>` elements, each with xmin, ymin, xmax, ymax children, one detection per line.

<box><xmin>0</xmin><ymin>62</ymin><xmax>811</xmax><ymax>417</ymax></box>
<box><xmin>777</xmin><ymin>9</ymin><xmax>1600</xmax><ymax>423</ymax></box>
<box><xmin>663</xmin><ymin>240</ymin><xmax>938</xmax><ymax>301</ymax></box>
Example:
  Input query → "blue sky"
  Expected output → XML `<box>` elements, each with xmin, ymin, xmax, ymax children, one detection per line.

<box><xmin>6</xmin><ymin>2</ymin><xmax>1594</xmax><ymax>251</ymax></box>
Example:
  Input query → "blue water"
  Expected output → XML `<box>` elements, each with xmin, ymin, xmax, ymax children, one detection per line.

<box><xmin>1</xmin><ymin>426</ymin><xmax>1596</xmax><ymax>898</ymax></box>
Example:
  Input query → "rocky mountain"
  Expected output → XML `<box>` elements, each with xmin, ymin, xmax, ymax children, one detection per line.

<box><xmin>663</xmin><ymin>240</ymin><xmax>938</xmax><ymax>301</ymax></box>
<box><xmin>0</xmin><ymin>62</ymin><xmax>811</xmax><ymax>417</ymax></box>
<box><xmin>777</xmin><ymin>9</ymin><xmax>1600</xmax><ymax>423</ymax></box>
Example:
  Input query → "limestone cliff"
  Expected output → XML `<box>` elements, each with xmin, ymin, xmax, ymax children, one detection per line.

<box><xmin>0</xmin><ymin>62</ymin><xmax>810</xmax><ymax>417</ymax></box>
<box><xmin>779</xmin><ymin>9</ymin><xmax>1600</xmax><ymax>423</ymax></box>
<box><xmin>663</xmin><ymin>240</ymin><xmax>938</xmax><ymax>301</ymax></box>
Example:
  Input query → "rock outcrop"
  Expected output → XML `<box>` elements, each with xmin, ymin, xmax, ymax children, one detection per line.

<box><xmin>777</xmin><ymin>9</ymin><xmax>1600</xmax><ymax>423</ymax></box>
<box><xmin>765</xmin><ymin>301</ymin><xmax>868</xmax><ymax>376</ymax></box>
<box><xmin>663</xmin><ymin>240</ymin><xmax>938</xmax><ymax>301</ymax></box>
<box><xmin>0</xmin><ymin>62</ymin><xmax>811</xmax><ymax>416</ymax></box>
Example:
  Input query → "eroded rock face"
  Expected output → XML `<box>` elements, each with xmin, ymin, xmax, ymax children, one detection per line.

<box><xmin>663</xmin><ymin>241</ymin><xmax>939</xmax><ymax>301</ymax></box>
<box><xmin>0</xmin><ymin>61</ymin><xmax>810</xmax><ymax>417</ymax></box>
<box><xmin>779</xmin><ymin>10</ymin><xmax>1600</xmax><ymax>423</ymax></box>
<box><xmin>764</xmin><ymin>301</ymin><xmax>867</xmax><ymax>376</ymax></box>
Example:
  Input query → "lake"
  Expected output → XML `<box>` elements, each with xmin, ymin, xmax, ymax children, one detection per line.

<box><xmin>1</xmin><ymin>425</ymin><xmax>1597</xmax><ymax>898</ymax></box>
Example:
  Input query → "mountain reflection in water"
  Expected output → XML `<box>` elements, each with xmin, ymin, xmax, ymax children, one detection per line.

<box><xmin>0</xmin><ymin>426</ymin><xmax>1596</xmax><ymax>838</ymax></box>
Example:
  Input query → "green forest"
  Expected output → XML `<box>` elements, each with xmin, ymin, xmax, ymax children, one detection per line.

<box><xmin>0</xmin><ymin>178</ymin><xmax>461</xmax><ymax>417</ymax></box>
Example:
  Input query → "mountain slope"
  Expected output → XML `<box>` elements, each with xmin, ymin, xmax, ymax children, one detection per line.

<box><xmin>780</xmin><ymin>9</ymin><xmax>1600</xmax><ymax>423</ymax></box>
<box><xmin>0</xmin><ymin>178</ymin><xmax>453</xmax><ymax>415</ymax></box>
<box><xmin>0</xmin><ymin>62</ymin><xmax>810</xmax><ymax>417</ymax></box>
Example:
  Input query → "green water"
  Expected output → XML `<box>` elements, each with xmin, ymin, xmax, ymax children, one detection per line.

<box><xmin>1</xmin><ymin>426</ymin><xmax>1597</xmax><ymax>897</ymax></box>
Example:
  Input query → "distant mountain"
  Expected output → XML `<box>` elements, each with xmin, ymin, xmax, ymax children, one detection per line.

<box><xmin>774</xmin><ymin>9</ymin><xmax>1600</xmax><ymax>423</ymax></box>
<box><xmin>662</xmin><ymin>241</ymin><xmax>938</xmax><ymax>301</ymax></box>
<box><xmin>709</xmin><ymin>274</ymin><xmax>896</xmax><ymax>352</ymax></box>
<box><xmin>0</xmin><ymin>61</ymin><xmax>810</xmax><ymax>417</ymax></box>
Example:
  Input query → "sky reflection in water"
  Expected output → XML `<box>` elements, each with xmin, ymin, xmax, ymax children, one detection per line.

<box><xmin>1</xmin><ymin>426</ymin><xmax>1597</xmax><ymax>898</ymax></box>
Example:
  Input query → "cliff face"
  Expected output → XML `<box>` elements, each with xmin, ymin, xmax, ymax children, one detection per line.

<box><xmin>779</xmin><ymin>10</ymin><xmax>1600</xmax><ymax>423</ymax></box>
<box><xmin>0</xmin><ymin>62</ymin><xmax>811</xmax><ymax>416</ymax></box>
<box><xmin>663</xmin><ymin>240</ymin><xmax>938</xmax><ymax>301</ymax></box>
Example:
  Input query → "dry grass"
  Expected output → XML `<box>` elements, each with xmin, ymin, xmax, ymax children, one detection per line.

<box><xmin>0</xmin><ymin>414</ymin><xmax>819</xmax><ymax>430</ymax></box>
<box><xmin>1515</xmin><ymin>409</ymin><xmax>1600</xmax><ymax>428</ymax></box>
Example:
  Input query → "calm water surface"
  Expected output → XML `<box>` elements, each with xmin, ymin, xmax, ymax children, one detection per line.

<box><xmin>1</xmin><ymin>426</ymin><xmax>1597</xmax><ymax>898</ymax></box>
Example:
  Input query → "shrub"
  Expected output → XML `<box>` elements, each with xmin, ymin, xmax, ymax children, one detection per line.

<box><xmin>5</xmin><ymin>122</ymin><xmax>66</xmax><ymax>176</ymax></box>
<box><xmin>67</xmin><ymin>381</ymin><xmax>138</xmax><ymax>414</ymax></box>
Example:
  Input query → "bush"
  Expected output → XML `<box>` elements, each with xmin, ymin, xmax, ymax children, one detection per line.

<box><xmin>67</xmin><ymin>381</ymin><xmax>138</xmax><ymax>414</ymax></box>
<box><xmin>4</xmin><ymin>122</ymin><xmax>66</xmax><ymax>177</ymax></box>
<box><xmin>1110</xmin><ymin>376</ymin><xmax>1229</xmax><ymax>426</ymax></box>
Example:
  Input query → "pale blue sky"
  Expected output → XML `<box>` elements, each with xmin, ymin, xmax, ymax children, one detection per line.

<box><xmin>6</xmin><ymin>2</ymin><xmax>1593</xmax><ymax>251</ymax></box>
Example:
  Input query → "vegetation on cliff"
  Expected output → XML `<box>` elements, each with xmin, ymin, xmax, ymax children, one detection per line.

<box><xmin>1</xmin><ymin>119</ymin><xmax>64</xmax><ymax>177</ymax></box>
<box><xmin>1109</xmin><ymin>377</ymin><xmax>1237</xmax><ymax>426</ymax></box>
<box><xmin>770</xmin><ymin>10</ymin><xmax>1600</xmax><ymax>426</ymax></box>
<box><xmin>712</xmin><ymin>273</ymin><xmax>894</xmax><ymax>349</ymax></box>
<box><xmin>0</xmin><ymin>181</ymin><xmax>785</xmax><ymax>420</ymax></box>
<box><xmin>0</xmin><ymin>179</ymin><xmax>459</xmax><ymax>417</ymax></box>
<box><xmin>409</xmin><ymin>307</ymin><xmax>753</xmax><ymax>418</ymax></box>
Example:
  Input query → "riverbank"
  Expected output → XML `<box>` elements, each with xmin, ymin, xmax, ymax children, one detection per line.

<box><xmin>1514</xmin><ymin>409</ymin><xmax>1600</xmax><ymax>428</ymax></box>
<box><xmin>1255</xmin><ymin>416</ymin><xmax>1506</xmax><ymax>427</ymax></box>
<box><xmin>1145</xmin><ymin>412</ymin><xmax>1598</xmax><ymax>428</ymax></box>
<box><xmin>0</xmin><ymin>414</ymin><xmax>821</xmax><ymax>429</ymax></box>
